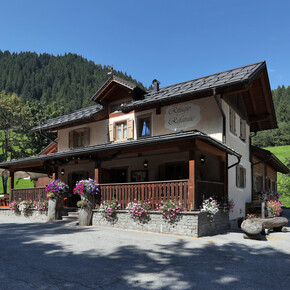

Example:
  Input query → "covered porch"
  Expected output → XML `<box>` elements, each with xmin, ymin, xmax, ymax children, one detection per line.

<box><xmin>2</xmin><ymin>131</ymin><xmax>240</xmax><ymax>210</ymax></box>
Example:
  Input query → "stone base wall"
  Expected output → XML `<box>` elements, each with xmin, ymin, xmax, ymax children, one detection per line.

<box><xmin>92</xmin><ymin>210</ymin><xmax>229</xmax><ymax>237</ymax></box>
<box><xmin>0</xmin><ymin>208</ymin><xmax>48</xmax><ymax>221</ymax></box>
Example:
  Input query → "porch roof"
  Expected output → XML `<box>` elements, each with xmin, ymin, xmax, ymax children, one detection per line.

<box><xmin>252</xmin><ymin>146</ymin><xmax>289</xmax><ymax>174</ymax></box>
<box><xmin>0</xmin><ymin>130</ymin><xmax>240</xmax><ymax>169</ymax></box>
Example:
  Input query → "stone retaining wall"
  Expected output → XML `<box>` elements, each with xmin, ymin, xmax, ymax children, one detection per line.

<box><xmin>92</xmin><ymin>210</ymin><xmax>229</xmax><ymax>237</ymax></box>
<box><xmin>0</xmin><ymin>208</ymin><xmax>48</xmax><ymax>221</ymax></box>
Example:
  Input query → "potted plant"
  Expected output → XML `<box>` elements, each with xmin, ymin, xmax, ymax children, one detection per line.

<box><xmin>73</xmin><ymin>178</ymin><xmax>100</xmax><ymax>226</ymax></box>
<box><xmin>46</xmin><ymin>179</ymin><xmax>69</xmax><ymax>221</ymax></box>
<box><xmin>267</xmin><ymin>200</ymin><xmax>282</xmax><ymax>217</ymax></box>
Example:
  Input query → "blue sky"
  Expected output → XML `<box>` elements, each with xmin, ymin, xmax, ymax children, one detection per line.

<box><xmin>1</xmin><ymin>0</ymin><xmax>289</xmax><ymax>89</ymax></box>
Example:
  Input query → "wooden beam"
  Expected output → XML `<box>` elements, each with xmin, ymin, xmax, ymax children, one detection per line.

<box><xmin>249</xmin><ymin>113</ymin><xmax>270</xmax><ymax>123</ymax></box>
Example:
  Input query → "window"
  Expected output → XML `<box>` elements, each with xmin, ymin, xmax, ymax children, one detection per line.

<box><xmin>138</xmin><ymin>115</ymin><xmax>151</xmax><ymax>138</ymax></box>
<box><xmin>229</xmin><ymin>107</ymin><xmax>236</xmax><ymax>135</ymax></box>
<box><xmin>109</xmin><ymin>119</ymin><xmax>134</xmax><ymax>142</ymax></box>
<box><xmin>240</xmin><ymin>119</ymin><xmax>247</xmax><ymax>141</ymax></box>
<box><xmin>69</xmin><ymin>128</ymin><xmax>90</xmax><ymax>149</ymax></box>
<box><xmin>236</xmin><ymin>165</ymin><xmax>246</xmax><ymax>188</ymax></box>
<box><xmin>116</xmin><ymin>122</ymin><xmax>127</xmax><ymax>140</ymax></box>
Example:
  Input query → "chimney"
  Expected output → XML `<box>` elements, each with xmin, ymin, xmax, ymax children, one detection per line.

<box><xmin>152</xmin><ymin>79</ymin><xmax>160</xmax><ymax>92</ymax></box>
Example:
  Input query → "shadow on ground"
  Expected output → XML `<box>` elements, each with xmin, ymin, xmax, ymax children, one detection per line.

<box><xmin>0</xmin><ymin>221</ymin><xmax>289</xmax><ymax>289</ymax></box>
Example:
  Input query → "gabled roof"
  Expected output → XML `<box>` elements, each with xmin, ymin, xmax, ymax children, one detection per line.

<box><xmin>252</xmin><ymin>146</ymin><xmax>289</xmax><ymax>174</ymax></box>
<box><xmin>121</xmin><ymin>61</ymin><xmax>276</xmax><ymax>132</ymax></box>
<box><xmin>122</xmin><ymin>61</ymin><xmax>265</xmax><ymax>111</ymax></box>
<box><xmin>91</xmin><ymin>75</ymin><xmax>146</xmax><ymax>103</ymax></box>
<box><xmin>31</xmin><ymin>104</ymin><xmax>103</xmax><ymax>132</ymax></box>
<box><xmin>0</xmin><ymin>130</ymin><xmax>241</xmax><ymax>169</ymax></box>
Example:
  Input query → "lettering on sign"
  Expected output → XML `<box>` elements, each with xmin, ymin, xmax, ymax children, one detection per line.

<box><xmin>165</xmin><ymin>103</ymin><xmax>200</xmax><ymax>131</ymax></box>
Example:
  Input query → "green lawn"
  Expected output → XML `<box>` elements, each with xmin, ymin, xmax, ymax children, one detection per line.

<box><xmin>0</xmin><ymin>178</ymin><xmax>34</xmax><ymax>194</ymax></box>
<box><xmin>264</xmin><ymin>145</ymin><xmax>290</xmax><ymax>207</ymax></box>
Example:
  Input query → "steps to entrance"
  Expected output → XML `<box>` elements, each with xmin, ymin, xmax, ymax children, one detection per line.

<box><xmin>61</xmin><ymin>208</ymin><xmax>79</xmax><ymax>225</ymax></box>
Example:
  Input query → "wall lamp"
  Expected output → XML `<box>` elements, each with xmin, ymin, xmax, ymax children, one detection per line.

<box><xmin>200</xmin><ymin>154</ymin><xmax>206</xmax><ymax>164</ymax></box>
<box><xmin>60</xmin><ymin>168</ymin><xmax>65</xmax><ymax>175</ymax></box>
<box><xmin>143</xmin><ymin>160</ymin><xmax>149</xmax><ymax>168</ymax></box>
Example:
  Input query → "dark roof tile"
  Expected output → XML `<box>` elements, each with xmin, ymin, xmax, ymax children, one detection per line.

<box><xmin>31</xmin><ymin>104</ymin><xmax>103</xmax><ymax>131</ymax></box>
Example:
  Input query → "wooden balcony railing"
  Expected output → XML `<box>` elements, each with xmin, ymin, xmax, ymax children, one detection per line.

<box><xmin>10</xmin><ymin>187</ymin><xmax>46</xmax><ymax>202</ymax></box>
<box><xmin>100</xmin><ymin>179</ymin><xmax>189</xmax><ymax>209</ymax></box>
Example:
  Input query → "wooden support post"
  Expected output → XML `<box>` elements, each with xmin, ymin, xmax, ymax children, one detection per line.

<box><xmin>9</xmin><ymin>170</ymin><xmax>15</xmax><ymax>204</ymax></box>
<box><xmin>188</xmin><ymin>154</ymin><xmax>195</xmax><ymax>210</ymax></box>
<box><xmin>94</xmin><ymin>167</ymin><xmax>100</xmax><ymax>184</ymax></box>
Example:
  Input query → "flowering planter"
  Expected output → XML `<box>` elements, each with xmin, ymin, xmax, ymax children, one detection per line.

<box><xmin>79</xmin><ymin>207</ymin><xmax>92</xmax><ymax>226</ymax></box>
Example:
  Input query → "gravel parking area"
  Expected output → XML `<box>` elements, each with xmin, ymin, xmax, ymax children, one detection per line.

<box><xmin>0</xmin><ymin>215</ymin><xmax>289</xmax><ymax>289</ymax></box>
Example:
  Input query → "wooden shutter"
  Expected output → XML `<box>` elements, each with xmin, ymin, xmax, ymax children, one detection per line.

<box><xmin>230</xmin><ymin>108</ymin><xmax>236</xmax><ymax>135</ymax></box>
<box><xmin>69</xmin><ymin>131</ymin><xmax>74</xmax><ymax>149</ymax></box>
<box><xmin>240</xmin><ymin>119</ymin><xmax>246</xmax><ymax>141</ymax></box>
<box><xmin>109</xmin><ymin>123</ymin><xmax>114</xmax><ymax>142</ymax></box>
<box><xmin>127</xmin><ymin>119</ymin><xmax>134</xmax><ymax>139</ymax></box>
<box><xmin>84</xmin><ymin>127</ymin><xmax>90</xmax><ymax>146</ymax></box>
<box><xmin>236</xmin><ymin>166</ymin><xmax>240</xmax><ymax>187</ymax></box>
<box><xmin>243</xmin><ymin>167</ymin><xmax>246</xmax><ymax>188</ymax></box>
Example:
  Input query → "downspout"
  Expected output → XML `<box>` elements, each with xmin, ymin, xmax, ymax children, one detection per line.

<box><xmin>213</xmin><ymin>88</ymin><xmax>226</xmax><ymax>144</ymax></box>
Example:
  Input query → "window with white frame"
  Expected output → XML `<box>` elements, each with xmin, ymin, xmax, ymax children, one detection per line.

<box><xmin>236</xmin><ymin>165</ymin><xmax>246</xmax><ymax>188</ymax></box>
<box><xmin>109</xmin><ymin>119</ymin><xmax>134</xmax><ymax>142</ymax></box>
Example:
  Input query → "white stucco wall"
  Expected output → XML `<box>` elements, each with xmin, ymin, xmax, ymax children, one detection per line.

<box><xmin>57</xmin><ymin>96</ymin><xmax>223</xmax><ymax>152</ymax></box>
<box><xmin>222</xmin><ymin>100</ymin><xmax>251</xmax><ymax>220</ymax></box>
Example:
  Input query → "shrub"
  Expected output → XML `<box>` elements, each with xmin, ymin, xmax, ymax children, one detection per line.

<box><xmin>9</xmin><ymin>199</ymin><xmax>21</xmax><ymax>212</ymax></box>
<box><xmin>267</xmin><ymin>200</ymin><xmax>282</xmax><ymax>217</ymax></box>
<box><xmin>77</xmin><ymin>200</ymin><xmax>88</xmax><ymax>208</ymax></box>
<box><xmin>35</xmin><ymin>200</ymin><xmax>49</xmax><ymax>211</ymax></box>
<box><xmin>157</xmin><ymin>200</ymin><xmax>185</xmax><ymax>221</ymax></box>
<box><xmin>128</xmin><ymin>200</ymin><xmax>151</xmax><ymax>222</ymax></box>
<box><xmin>201</xmin><ymin>197</ymin><xmax>219</xmax><ymax>216</ymax></box>
<box><xmin>18</xmin><ymin>200</ymin><xmax>34</xmax><ymax>213</ymax></box>
<box><xmin>100</xmin><ymin>199</ymin><xmax>120</xmax><ymax>221</ymax></box>
<box><xmin>46</xmin><ymin>179</ymin><xmax>69</xmax><ymax>199</ymax></box>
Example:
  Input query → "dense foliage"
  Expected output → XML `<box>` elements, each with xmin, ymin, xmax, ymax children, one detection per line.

<box><xmin>0</xmin><ymin>50</ymin><xmax>147</xmax><ymax>114</ymax></box>
<box><xmin>252</xmin><ymin>85</ymin><xmax>290</xmax><ymax>147</ymax></box>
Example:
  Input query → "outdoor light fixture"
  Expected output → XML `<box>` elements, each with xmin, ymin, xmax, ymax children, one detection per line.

<box><xmin>61</xmin><ymin>168</ymin><xmax>65</xmax><ymax>175</ymax></box>
<box><xmin>143</xmin><ymin>160</ymin><xmax>149</xmax><ymax>168</ymax></box>
<box><xmin>200</xmin><ymin>154</ymin><xmax>206</xmax><ymax>164</ymax></box>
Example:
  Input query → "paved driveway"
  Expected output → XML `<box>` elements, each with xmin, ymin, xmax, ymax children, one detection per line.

<box><xmin>0</xmin><ymin>215</ymin><xmax>289</xmax><ymax>289</ymax></box>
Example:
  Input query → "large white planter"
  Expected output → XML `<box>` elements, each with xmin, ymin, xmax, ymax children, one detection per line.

<box><xmin>47</xmin><ymin>199</ymin><xmax>58</xmax><ymax>221</ymax></box>
<box><xmin>79</xmin><ymin>207</ymin><xmax>92</xmax><ymax>226</ymax></box>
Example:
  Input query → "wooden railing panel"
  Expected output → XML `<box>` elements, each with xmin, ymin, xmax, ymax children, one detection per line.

<box><xmin>10</xmin><ymin>187</ymin><xmax>46</xmax><ymax>202</ymax></box>
<box><xmin>100</xmin><ymin>180</ymin><xmax>189</xmax><ymax>209</ymax></box>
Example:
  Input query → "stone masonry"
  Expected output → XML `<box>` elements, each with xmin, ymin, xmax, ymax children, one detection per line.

<box><xmin>92</xmin><ymin>210</ymin><xmax>229</xmax><ymax>237</ymax></box>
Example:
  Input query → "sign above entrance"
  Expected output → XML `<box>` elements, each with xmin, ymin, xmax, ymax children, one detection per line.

<box><xmin>165</xmin><ymin>103</ymin><xmax>201</xmax><ymax>131</ymax></box>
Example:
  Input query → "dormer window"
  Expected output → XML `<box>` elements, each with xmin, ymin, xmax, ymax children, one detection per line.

<box><xmin>109</xmin><ymin>119</ymin><xmax>134</xmax><ymax>142</ymax></box>
<box><xmin>116</xmin><ymin>122</ymin><xmax>127</xmax><ymax>140</ymax></box>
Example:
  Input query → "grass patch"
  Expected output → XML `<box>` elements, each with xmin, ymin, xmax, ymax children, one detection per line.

<box><xmin>0</xmin><ymin>178</ymin><xmax>34</xmax><ymax>194</ymax></box>
<box><xmin>264</xmin><ymin>145</ymin><xmax>290</xmax><ymax>163</ymax></box>
<box><xmin>264</xmin><ymin>145</ymin><xmax>290</xmax><ymax>208</ymax></box>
